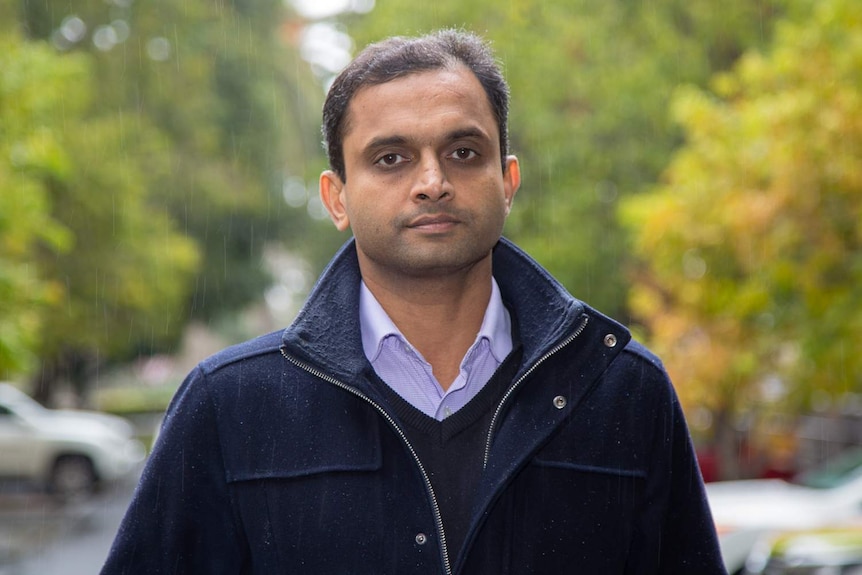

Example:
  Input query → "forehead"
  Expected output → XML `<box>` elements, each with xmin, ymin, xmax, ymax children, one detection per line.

<box><xmin>342</xmin><ymin>65</ymin><xmax>499</xmax><ymax>146</ymax></box>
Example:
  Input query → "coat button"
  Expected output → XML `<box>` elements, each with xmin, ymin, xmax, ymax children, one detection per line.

<box><xmin>415</xmin><ymin>533</ymin><xmax>428</xmax><ymax>545</ymax></box>
<box><xmin>604</xmin><ymin>333</ymin><xmax>618</xmax><ymax>348</ymax></box>
<box><xmin>553</xmin><ymin>395</ymin><xmax>567</xmax><ymax>409</ymax></box>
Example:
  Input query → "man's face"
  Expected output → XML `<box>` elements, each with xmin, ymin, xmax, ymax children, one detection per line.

<box><xmin>320</xmin><ymin>64</ymin><xmax>520</xmax><ymax>282</ymax></box>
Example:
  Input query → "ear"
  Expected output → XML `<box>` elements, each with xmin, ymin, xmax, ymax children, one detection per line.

<box><xmin>502</xmin><ymin>155</ymin><xmax>521</xmax><ymax>215</ymax></box>
<box><xmin>319</xmin><ymin>170</ymin><xmax>350</xmax><ymax>231</ymax></box>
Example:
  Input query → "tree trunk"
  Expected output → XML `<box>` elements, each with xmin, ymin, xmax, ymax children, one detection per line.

<box><xmin>31</xmin><ymin>350</ymin><xmax>94</xmax><ymax>407</ymax></box>
<box><xmin>713</xmin><ymin>407</ymin><xmax>742</xmax><ymax>480</ymax></box>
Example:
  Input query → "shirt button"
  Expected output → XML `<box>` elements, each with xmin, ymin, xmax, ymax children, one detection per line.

<box><xmin>444</xmin><ymin>407</ymin><xmax>452</xmax><ymax>418</ymax></box>
<box><xmin>415</xmin><ymin>533</ymin><xmax>428</xmax><ymax>545</ymax></box>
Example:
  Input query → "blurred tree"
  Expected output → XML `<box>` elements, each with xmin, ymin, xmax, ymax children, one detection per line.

<box><xmin>33</xmin><ymin>116</ymin><xmax>201</xmax><ymax>403</ymax></box>
<box><xmin>7</xmin><ymin>0</ymin><xmax>327</xmax><ymax>400</ymax></box>
<box><xmin>0</xmin><ymin>26</ymin><xmax>199</xmax><ymax>401</ymax></box>
<box><xmin>343</xmin><ymin>0</ymin><xmax>784</xmax><ymax>319</ymax></box>
<box><xmin>622</xmin><ymin>0</ymin><xmax>861</xmax><ymax>478</ymax></box>
<box><xmin>0</xmin><ymin>32</ymin><xmax>74</xmax><ymax>378</ymax></box>
<box><xmin>19</xmin><ymin>0</ymin><xmax>324</xmax><ymax>322</ymax></box>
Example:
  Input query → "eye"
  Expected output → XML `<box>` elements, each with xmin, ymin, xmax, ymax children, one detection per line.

<box><xmin>450</xmin><ymin>147</ymin><xmax>478</xmax><ymax>161</ymax></box>
<box><xmin>375</xmin><ymin>153</ymin><xmax>407</xmax><ymax>167</ymax></box>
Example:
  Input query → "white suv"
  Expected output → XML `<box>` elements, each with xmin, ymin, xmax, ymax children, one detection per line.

<box><xmin>0</xmin><ymin>383</ymin><xmax>145</xmax><ymax>498</ymax></box>
<box><xmin>708</xmin><ymin>448</ymin><xmax>862</xmax><ymax>573</ymax></box>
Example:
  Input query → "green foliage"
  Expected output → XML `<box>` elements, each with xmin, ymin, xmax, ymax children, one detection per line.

<box><xmin>344</xmin><ymin>0</ymin><xmax>783</xmax><ymax>318</ymax></box>
<box><xmin>0</xmin><ymin>33</ymin><xmax>76</xmax><ymax>377</ymax></box>
<box><xmin>0</xmin><ymin>24</ymin><xmax>200</xmax><ymax>382</ymax></box>
<box><xmin>36</xmin><ymin>114</ymin><xmax>201</xmax><ymax>362</ymax></box>
<box><xmin>623</xmin><ymin>0</ymin><xmax>862</xmax><ymax>425</ymax></box>
<box><xmin>20</xmin><ymin>0</ymin><xmax>326</xmax><ymax>321</ymax></box>
<box><xmin>3</xmin><ymin>0</ymin><xmax>327</xmax><ymax>397</ymax></box>
<box><xmin>94</xmin><ymin>384</ymin><xmax>177</xmax><ymax>416</ymax></box>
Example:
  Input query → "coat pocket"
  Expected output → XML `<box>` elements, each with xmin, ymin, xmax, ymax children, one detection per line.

<box><xmin>503</xmin><ymin>456</ymin><xmax>645</xmax><ymax>572</ymax></box>
<box><xmin>221</xmin><ymin>401</ymin><xmax>437</xmax><ymax>574</ymax></box>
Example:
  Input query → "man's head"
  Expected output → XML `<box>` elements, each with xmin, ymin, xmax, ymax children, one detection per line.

<box><xmin>318</xmin><ymin>29</ymin><xmax>520</xmax><ymax>284</ymax></box>
<box><xmin>322</xmin><ymin>29</ymin><xmax>510</xmax><ymax>182</ymax></box>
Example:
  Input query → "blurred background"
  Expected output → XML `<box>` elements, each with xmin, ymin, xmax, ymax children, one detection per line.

<box><xmin>0</xmin><ymin>0</ymin><xmax>859</xmax><ymax>573</ymax></box>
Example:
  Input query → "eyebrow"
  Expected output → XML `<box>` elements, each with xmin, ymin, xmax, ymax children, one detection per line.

<box><xmin>363</xmin><ymin>127</ymin><xmax>491</xmax><ymax>154</ymax></box>
<box><xmin>446</xmin><ymin>127</ymin><xmax>489</xmax><ymax>142</ymax></box>
<box><xmin>365</xmin><ymin>135</ymin><xmax>409</xmax><ymax>151</ymax></box>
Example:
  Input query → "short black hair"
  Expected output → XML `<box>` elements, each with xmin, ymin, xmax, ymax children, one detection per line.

<box><xmin>322</xmin><ymin>29</ymin><xmax>510</xmax><ymax>182</ymax></box>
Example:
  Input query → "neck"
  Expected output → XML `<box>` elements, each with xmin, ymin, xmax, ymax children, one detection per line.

<box><xmin>361</xmin><ymin>259</ymin><xmax>493</xmax><ymax>390</ymax></box>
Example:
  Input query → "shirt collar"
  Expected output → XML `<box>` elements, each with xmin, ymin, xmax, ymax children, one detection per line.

<box><xmin>359</xmin><ymin>278</ymin><xmax>512</xmax><ymax>364</ymax></box>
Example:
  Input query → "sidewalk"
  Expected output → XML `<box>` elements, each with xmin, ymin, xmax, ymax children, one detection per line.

<box><xmin>0</xmin><ymin>474</ymin><xmax>137</xmax><ymax>575</ymax></box>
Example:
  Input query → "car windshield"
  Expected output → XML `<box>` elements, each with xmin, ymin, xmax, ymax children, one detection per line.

<box><xmin>0</xmin><ymin>385</ymin><xmax>48</xmax><ymax>419</ymax></box>
<box><xmin>793</xmin><ymin>448</ymin><xmax>862</xmax><ymax>489</ymax></box>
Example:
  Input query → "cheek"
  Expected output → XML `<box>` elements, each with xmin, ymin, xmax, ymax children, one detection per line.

<box><xmin>344</xmin><ymin>196</ymin><xmax>393</xmax><ymax>238</ymax></box>
<box><xmin>478</xmin><ymin>177</ymin><xmax>512</xmax><ymax>214</ymax></box>
<box><xmin>346</xmin><ymin>197</ymin><xmax>376</xmax><ymax>223</ymax></box>
<box><xmin>491</xmin><ymin>188</ymin><xmax>514</xmax><ymax>226</ymax></box>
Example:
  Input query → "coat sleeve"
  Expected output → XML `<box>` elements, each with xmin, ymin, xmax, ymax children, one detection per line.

<box><xmin>101</xmin><ymin>366</ymin><xmax>248</xmax><ymax>574</ymax></box>
<box><xmin>645</xmin><ymin>371</ymin><xmax>727</xmax><ymax>575</ymax></box>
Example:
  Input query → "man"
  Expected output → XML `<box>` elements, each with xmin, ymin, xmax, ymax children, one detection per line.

<box><xmin>102</xmin><ymin>30</ymin><xmax>726</xmax><ymax>574</ymax></box>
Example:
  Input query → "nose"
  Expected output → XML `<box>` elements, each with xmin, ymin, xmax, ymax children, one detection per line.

<box><xmin>411</xmin><ymin>155</ymin><xmax>453</xmax><ymax>202</ymax></box>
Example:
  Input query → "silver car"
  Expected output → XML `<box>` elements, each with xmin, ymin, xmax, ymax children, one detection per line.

<box><xmin>0</xmin><ymin>383</ymin><xmax>145</xmax><ymax>498</ymax></box>
<box><xmin>709</xmin><ymin>448</ymin><xmax>862</xmax><ymax>573</ymax></box>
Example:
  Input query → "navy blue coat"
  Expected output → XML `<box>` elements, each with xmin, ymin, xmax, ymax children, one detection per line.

<box><xmin>102</xmin><ymin>239</ymin><xmax>726</xmax><ymax>574</ymax></box>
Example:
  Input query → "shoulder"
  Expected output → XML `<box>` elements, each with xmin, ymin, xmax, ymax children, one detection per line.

<box><xmin>578</xmin><ymin>303</ymin><xmax>668</xmax><ymax>384</ymax></box>
<box><xmin>170</xmin><ymin>330</ymin><xmax>290</xmax><ymax>411</ymax></box>
<box><xmin>620</xmin><ymin>338</ymin><xmax>667</xmax><ymax>376</ymax></box>
<box><xmin>197</xmin><ymin>329</ymin><xmax>286</xmax><ymax>377</ymax></box>
<box><xmin>162</xmin><ymin>329</ymin><xmax>296</xmax><ymax>432</ymax></box>
<box><xmin>585</xmin><ymin>321</ymin><xmax>676</xmax><ymax>407</ymax></box>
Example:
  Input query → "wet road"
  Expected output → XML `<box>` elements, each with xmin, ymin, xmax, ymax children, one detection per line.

<box><xmin>0</xmin><ymin>472</ymin><xmax>138</xmax><ymax>575</ymax></box>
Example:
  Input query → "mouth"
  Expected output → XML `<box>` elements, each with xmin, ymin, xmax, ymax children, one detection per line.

<box><xmin>406</xmin><ymin>214</ymin><xmax>460</xmax><ymax>231</ymax></box>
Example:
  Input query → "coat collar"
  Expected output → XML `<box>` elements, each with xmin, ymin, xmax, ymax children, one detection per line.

<box><xmin>280</xmin><ymin>237</ymin><xmax>615</xmax><ymax>387</ymax></box>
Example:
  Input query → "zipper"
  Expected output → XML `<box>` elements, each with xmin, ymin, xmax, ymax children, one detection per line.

<box><xmin>483</xmin><ymin>315</ymin><xmax>589</xmax><ymax>469</ymax></box>
<box><xmin>280</xmin><ymin>347</ymin><xmax>453</xmax><ymax>575</ymax></box>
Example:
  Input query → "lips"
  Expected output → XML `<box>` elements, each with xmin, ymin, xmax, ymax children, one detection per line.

<box><xmin>406</xmin><ymin>213</ymin><xmax>460</xmax><ymax>228</ymax></box>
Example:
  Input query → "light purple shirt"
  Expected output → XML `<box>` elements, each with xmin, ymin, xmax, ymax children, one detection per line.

<box><xmin>359</xmin><ymin>279</ymin><xmax>513</xmax><ymax>421</ymax></box>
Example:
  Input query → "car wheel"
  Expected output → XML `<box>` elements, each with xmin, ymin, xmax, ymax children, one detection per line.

<box><xmin>50</xmin><ymin>455</ymin><xmax>97</xmax><ymax>500</ymax></box>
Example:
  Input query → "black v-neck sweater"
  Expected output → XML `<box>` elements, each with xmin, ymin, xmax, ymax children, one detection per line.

<box><xmin>375</xmin><ymin>344</ymin><xmax>524</xmax><ymax>564</ymax></box>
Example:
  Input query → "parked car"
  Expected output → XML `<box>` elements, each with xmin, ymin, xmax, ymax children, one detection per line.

<box><xmin>708</xmin><ymin>448</ymin><xmax>862</xmax><ymax>573</ymax></box>
<box><xmin>0</xmin><ymin>383</ymin><xmax>145</xmax><ymax>498</ymax></box>
<box><xmin>742</xmin><ymin>526</ymin><xmax>862</xmax><ymax>574</ymax></box>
